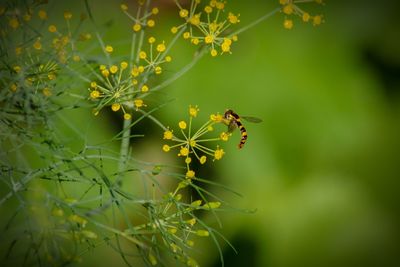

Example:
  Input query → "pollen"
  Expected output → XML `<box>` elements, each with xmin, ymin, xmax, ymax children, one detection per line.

<box><xmin>163</xmin><ymin>130</ymin><xmax>173</xmax><ymax>140</ymax></box>
<box><xmin>178</xmin><ymin>121</ymin><xmax>187</xmax><ymax>129</ymax></box>
<box><xmin>111</xmin><ymin>103</ymin><xmax>121</xmax><ymax>112</ymax></box>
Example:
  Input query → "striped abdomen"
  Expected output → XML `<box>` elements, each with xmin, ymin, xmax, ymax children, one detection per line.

<box><xmin>224</xmin><ymin>109</ymin><xmax>248</xmax><ymax>149</ymax></box>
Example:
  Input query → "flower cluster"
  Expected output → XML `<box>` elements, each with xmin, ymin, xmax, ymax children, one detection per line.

<box><xmin>0</xmin><ymin>4</ymin><xmax>88</xmax><ymax>135</ymax></box>
<box><xmin>120</xmin><ymin>1</ymin><xmax>159</xmax><ymax>33</ymax></box>
<box><xmin>162</xmin><ymin>105</ymin><xmax>230</xmax><ymax>179</ymax></box>
<box><xmin>173</xmin><ymin>0</ymin><xmax>240</xmax><ymax>57</ymax></box>
<box><xmin>279</xmin><ymin>0</ymin><xmax>324</xmax><ymax>29</ymax></box>
<box><xmin>89</xmin><ymin>38</ymin><xmax>172</xmax><ymax>119</ymax></box>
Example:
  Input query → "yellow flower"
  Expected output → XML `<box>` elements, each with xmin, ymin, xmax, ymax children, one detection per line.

<box><xmin>38</xmin><ymin>10</ymin><xmax>47</xmax><ymax>20</ymax></box>
<box><xmin>121</xmin><ymin>61</ymin><xmax>128</xmax><ymax>69</ymax></box>
<box><xmin>111</xmin><ymin>103</ymin><xmax>121</xmax><ymax>112</ymax></box>
<box><xmin>220</xmin><ymin>132</ymin><xmax>229</xmax><ymax>141</ymax></box>
<box><xmin>171</xmin><ymin>26</ymin><xmax>178</xmax><ymax>34</ymax></box>
<box><xmin>214</xmin><ymin>148</ymin><xmax>224</xmax><ymax>160</ymax></box>
<box><xmin>189</xmin><ymin>105</ymin><xmax>199</xmax><ymax>117</ymax></box>
<box><xmin>200</xmin><ymin>156</ymin><xmax>207</xmax><ymax>164</ymax></box>
<box><xmin>163</xmin><ymin>144</ymin><xmax>170</xmax><ymax>152</ymax></box>
<box><xmin>101</xmin><ymin>69</ymin><xmax>110</xmax><ymax>77</ymax></box>
<box><xmin>141</xmin><ymin>85</ymin><xmax>149</xmax><ymax>92</ymax></box>
<box><xmin>185</xmin><ymin>157</ymin><xmax>192</xmax><ymax>164</ymax></box>
<box><xmin>302</xmin><ymin>12</ymin><xmax>311</xmax><ymax>22</ymax></box>
<box><xmin>165</xmin><ymin>56</ymin><xmax>172</xmax><ymax>62</ymax></box>
<box><xmin>134</xmin><ymin>99</ymin><xmax>144</xmax><ymax>109</ymax></box>
<box><xmin>186</xmin><ymin>170</ymin><xmax>195</xmax><ymax>178</ymax></box>
<box><xmin>139</xmin><ymin>51</ymin><xmax>147</xmax><ymax>59</ymax></box>
<box><xmin>132</xmin><ymin>23</ymin><xmax>141</xmax><ymax>32</ymax></box>
<box><xmin>210</xmin><ymin>113</ymin><xmax>223</xmax><ymax>122</ymax></box>
<box><xmin>147</xmin><ymin>19</ymin><xmax>155</xmax><ymax>27</ymax></box>
<box><xmin>156</xmin><ymin>42</ymin><xmax>166</xmax><ymax>52</ymax></box>
<box><xmin>48</xmin><ymin>25</ymin><xmax>57</xmax><ymax>33</ymax></box>
<box><xmin>179</xmin><ymin>9</ymin><xmax>189</xmax><ymax>18</ymax></box>
<box><xmin>33</xmin><ymin>39</ymin><xmax>42</xmax><ymax>50</ymax></box>
<box><xmin>120</xmin><ymin>3</ymin><xmax>128</xmax><ymax>11</ymax></box>
<box><xmin>313</xmin><ymin>15</ymin><xmax>323</xmax><ymax>26</ymax></box>
<box><xmin>148</xmin><ymin>36</ymin><xmax>156</xmax><ymax>43</ymax></box>
<box><xmin>178</xmin><ymin>121</ymin><xmax>187</xmax><ymax>129</ymax></box>
<box><xmin>163</xmin><ymin>130</ymin><xmax>173</xmax><ymax>140</ymax></box>
<box><xmin>204</xmin><ymin>6</ymin><xmax>212</xmax><ymax>13</ymax></box>
<box><xmin>64</xmin><ymin>11</ymin><xmax>72</xmax><ymax>20</ymax></box>
<box><xmin>228</xmin><ymin>12</ymin><xmax>240</xmax><ymax>24</ymax></box>
<box><xmin>205</xmin><ymin>35</ymin><xmax>214</xmax><ymax>44</ymax></box>
<box><xmin>283</xmin><ymin>4</ymin><xmax>294</xmax><ymax>15</ymax></box>
<box><xmin>109</xmin><ymin>65</ymin><xmax>118</xmax><ymax>74</ymax></box>
<box><xmin>183</xmin><ymin>32</ymin><xmax>191</xmax><ymax>39</ymax></box>
<box><xmin>90</xmin><ymin>81</ymin><xmax>97</xmax><ymax>88</ymax></box>
<box><xmin>9</xmin><ymin>18</ymin><xmax>19</xmax><ymax>29</ymax></box>
<box><xmin>124</xmin><ymin>113</ymin><xmax>132</xmax><ymax>120</ymax></box>
<box><xmin>196</xmin><ymin>230</ymin><xmax>209</xmax><ymax>237</ymax></box>
<box><xmin>283</xmin><ymin>19</ymin><xmax>293</xmax><ymax>29</ymax></box>
<box><xmin>105</xmin><ymin>45</ymin><xmax>113</xmax><ymax>53</ymax></box>
<box><xmin>152</xmin><ymin>7</ymin><xmax>159</xmax><ymax>14</ymax></box>
<box><xmin>155</xmin><ymin>66</ymin><xmax>162</xmax><ymax>74</ymax></box>
<box><xmin>179</xmin><ymin>147</ymin><xmax>189</xmax><ymax>157</ymax></box>
<box><xmin>90</xmin><ymin>90</ymin><xmax>100</xmax><ymax>99</ymax></box>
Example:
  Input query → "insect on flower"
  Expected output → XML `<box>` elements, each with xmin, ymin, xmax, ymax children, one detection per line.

<box><xmin>223</xmin><ymin>109</ymin><xmax>262</xmax><ymax>149</ymax></box>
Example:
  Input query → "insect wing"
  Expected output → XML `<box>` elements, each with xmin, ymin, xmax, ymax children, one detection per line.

<box><xmin>241</xmin><ymin>116</ymin><xmax>263</xmax><ymax>123</ymax></box>
<box><xmin>227</xmin><ymin>120</ymin><xmax>237</xmax><ymax>133</ymax></box>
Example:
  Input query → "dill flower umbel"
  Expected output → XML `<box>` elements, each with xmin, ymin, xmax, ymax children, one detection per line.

<box><xmin>279</xmin><ymin>0</ymin><xmax>325</xmax><ymax>29</ymax></box>
<box><xmin>162</xmin><ymin>105</ymin><xmax>230</xmax><ymax>178</ymax></box>
<box><xmin>173</xmin><ymin>0</ymin><xmax>240</xmax><ymax>56</ymax></box>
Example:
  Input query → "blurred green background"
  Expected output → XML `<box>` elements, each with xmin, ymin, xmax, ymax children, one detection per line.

<box><xmin>7</xmin><ymin>0</ymin><xmax>400</xmax><ymax>266</ymax></box>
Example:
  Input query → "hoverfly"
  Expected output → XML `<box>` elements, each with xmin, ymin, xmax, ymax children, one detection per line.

<box><xmin>223</xmin><ymin>109</ymin><xmax>262</xmax><ymax>149</ymax></box>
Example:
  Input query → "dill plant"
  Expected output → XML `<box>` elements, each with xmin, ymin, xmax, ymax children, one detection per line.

<box><xmin>0</xmin><ymin>0</ymin><xmax>324</xmax><ymax>266</ymax></box>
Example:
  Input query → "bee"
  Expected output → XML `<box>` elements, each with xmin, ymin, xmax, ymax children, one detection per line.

<box><xmin>223</xmin><ymin>109</ymin><xmax>262</xmax><ymax>149</ymax></box>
